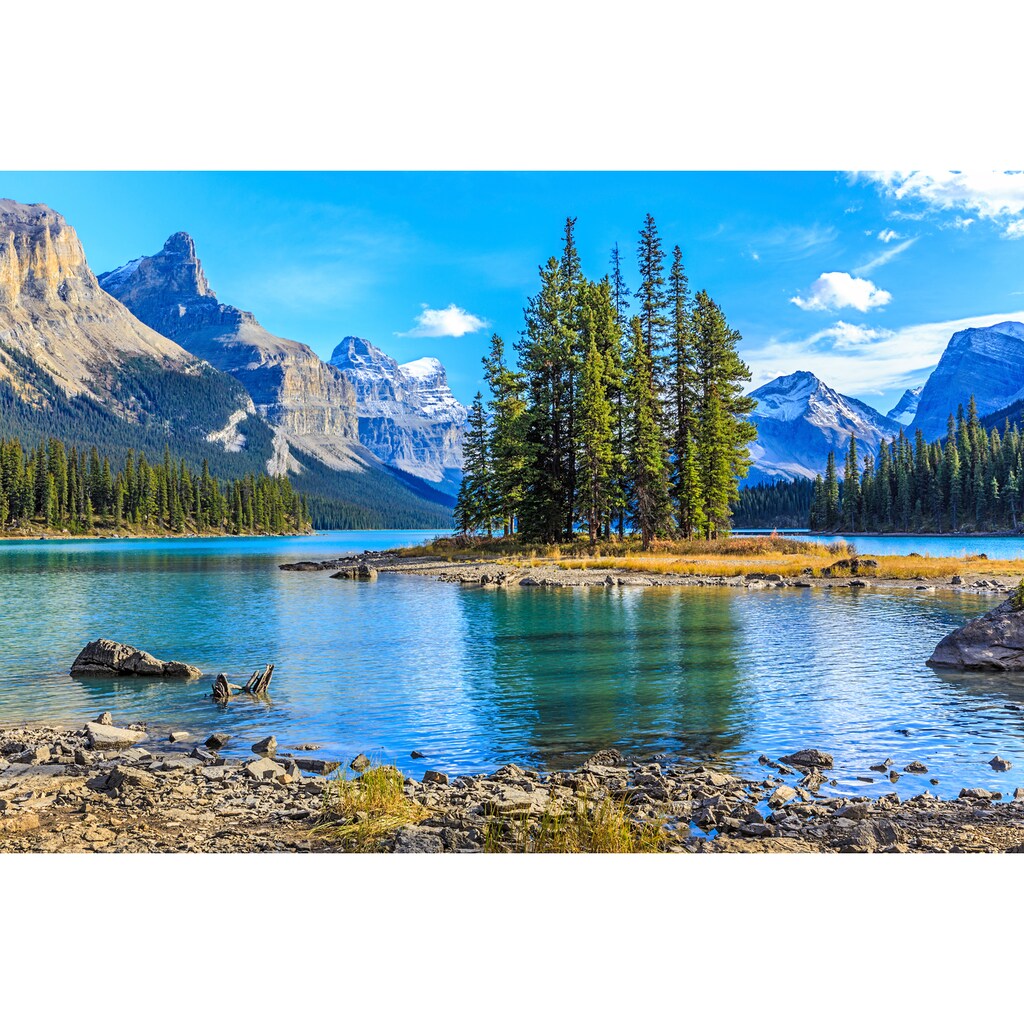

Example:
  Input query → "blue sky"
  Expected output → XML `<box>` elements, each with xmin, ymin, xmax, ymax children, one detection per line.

<box><xmin>3</xmin><ymin>170</ymin><xmax>1023</xmax><ymax>415</ymax></box>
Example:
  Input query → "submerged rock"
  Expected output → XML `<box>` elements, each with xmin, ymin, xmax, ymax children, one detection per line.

<box><xmin>780</xmin><ymin>749</ymin><xmax>834</xmax><ymax>770</ymax></box>
<box><xmin>70</xmin><ymin>639</ymin><xmax>201</xmax><ymax>679</ymax></box>
<box><xmin>927</xmin><ymin>596</ymin><xmax>1024</xmax><ymax>671</ymax></box>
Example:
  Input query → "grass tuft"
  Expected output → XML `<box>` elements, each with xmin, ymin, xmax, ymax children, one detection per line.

<box><xmin>312</xmin><ymin>764</ymin><xmax>427</xmax><ymax>852</ymax></box>
<box><xmin>484</xmin><ymin>793</ymin><xmax>667</xmax><ymax>853</ymax></box>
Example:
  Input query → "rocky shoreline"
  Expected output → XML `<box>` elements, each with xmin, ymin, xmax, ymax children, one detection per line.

<box><xmin>280</xmin><ymin>551</ymin><xmax>1020</xmax><ymax>596</ymax></box>
<box><xmin>4</xmin><ymin>721</ymin><xmax>1024</xmax><ymax>853</ymax></box>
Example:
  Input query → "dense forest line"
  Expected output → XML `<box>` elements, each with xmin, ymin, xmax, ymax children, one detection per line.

<box><xmin>729</xmin><ymin>398</ymin><xmax>1024</xmax><ymax>534</ymax></box>
<box><xmin>455</xmin><ymin>215</ymin><xmax>756</xmax><ymax>548</ymax></box>
<box><xmin>0</xmin><ymin>346</ymin><xmax>453</xmax><ymax>532</ymax></box>
<box><xmin>0</xmin><ymin>434</ymin><xmax>310</xmax><ymax>536</ymax></box>
<box><xmin>731</xmin><ymin>478</ymin><xmax>814</xmax><ymax>529</ymax></box>
<box><xmin>810</xmin><ymin>399</ymin><xmax>1024</xmax><ymax>533</ymax></box>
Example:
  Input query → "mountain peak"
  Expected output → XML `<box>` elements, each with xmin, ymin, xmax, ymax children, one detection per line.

<box><xmin>99</xmin><ymin>230</ymin><xmax>214</xmax><ymax>304</ymax></box>
<box><xmin>911</xmin><ymin>321</ymin><xmax>1024</xmax><ymax>438</ymax></box>
<box><xmin>887</xmin><ymin>384</ymin><xmax>923</xmax><ymax>426</ymax></box>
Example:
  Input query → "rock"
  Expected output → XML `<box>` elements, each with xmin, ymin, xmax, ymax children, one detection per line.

<box><xmin>85</xmin><ymin>722</ymin><xmax>148</xmax><ymax>750</ymax></box>
<box><xmin>927</xmin><ymin>595</ymin><xmax>1024</xmax><ymax>671</ymax></box>
<box><xmin>780</xmin><ymin>749</ymin><xmax>834</xmax><ymax>770</ymax></box>
<box><xmin>580</xmin><ymin>748</ymin><xmax>624</xmax><ymax>769</ymax></box>
<box><xmin>839</xmin><ymin>818</ymin><xmax>905</xmax><ymax>851</ymax></box>
<box><xmin>767</xmin><ymin>785</ymin><xmax>798</xmax><ymax>809</ymax></box>
<box><xmin>869</xmin><ymin>759</ymin><xmax>893</xmax><ymax>772</ymax></box>
<box><xmin>519</xmin><ymin>576</ymin><xmax>541</xmax><ymax>587</ymax></box>
<box><xmin>93</xmin><ymin>712</ymin><xmax>113</xmax><ymax>726</ymax></box>
<box><xmin>422</xmin><ymin>770</ymin><xmax>449</xmax><ymax>785</ymax></box>
<box><xmin>168</xmin><ymin>730</ymin><xmax>190</xmax><ymax>743</ymax></box>
<box><xmin>108</xmin><ymin>765</ymin><xmax>157</xmax><ymax>790</ymax></box>
<box><xmin>350</xmin><ymin>753</ymin><xmax>371</xmax><ymax>772</ymax></box>
<box><xmin>989</xmin><ymin>755</ymin><xmax>1012</xmax><ymax>771</ymax></box>
<box><xmin>393</xmin><ymin>825</ymin><xmax>444</xmax><ymax>854</ymax></box>
<box><xmin>410</xmin><ymin>750</ymin><xmax>427</xmax><ymax>759</ymax></box>
<box><xmin>903</xmin><ymin>761</ymin><xmax>928</xmax><ymax>774</ymax></box>
<box><xmin>294</xmin><ymin>744</ymin><xmax>321</xmax><ymax>751</ymax></box>
<box><xmin>0</xmin><ymin>812</ymin><xmax>40</xmax><ymax>834</ymax></box>
<box><xmin>330</xmin><ymin>564</ymin><xmax>378</xmax><ymax>581</ymax></box>
<box><xmin>74</xmin><ymin>749</ymin><xmax>92</xmax><ymax>767</ymax></box>
<box><xmin>959</xmin><ymin>787</ymin><xmax>998</xmax><ymax>800</ymax></box>
<box><xmin>245</xmin><ymin>757</ymin><xmax>286</xmax><ymax>781</ymax></box>
<box><xmin>251</xmin><ymin>736</ymin><xmax>277</xmax><ymax>757</ymax></box>
<box><xmin>189</xmin><ymin>747</ymin><xmax>222</xmax><ymax>766</ymax></box>
<box><xmin>951</xmin><ymin>575</ymin><xmax>963</xmax><ymax>585</ymax></box>
<box><xmin>205</xmin><ymin>734</ymin><xmax>230</xmax><ymax>750</ymax></box>
<box><xmin>291</xmin><ymin>758</ymin><xmax>340</xmax><ymax>775</ymax></box>
<box><xmin>1013</xmin><ymin>788</ymin><xmax>1024</xmax><ymax>800</ymax></box>
<box><xmin>70</xmin><ymin>638</ymin><xmax>201</xmax><ymax>678</ymax></box>
<box><xmin>279</xmin><ymin>561</ymin><xmax>327</xmax><ymax>572</ymax></box>
<box><xmin>889</xmin><ymin>770</ymin><xmax>901</xmax><ymax>783</ymax></box>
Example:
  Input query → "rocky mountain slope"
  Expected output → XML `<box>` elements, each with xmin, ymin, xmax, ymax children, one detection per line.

<box><xmin>99</xmin><ymin>233</ymin><xmax>363</xmax><ymax>475</ymax></box>
<box><xmin>330</xmin><ymin>336</ymin><xmax>467</xmax><ymax>494</ymax></box>
<box><xmin>886</xmin><ymin>385</ymin><xmax>923</xmax><ymax>426</ymax></box>
<box><xmin>746</xmin><ymin>371</ymin><xmax>902</xmax><ymax>483</ymax></box>
<box><xmin>910</xmin><ymin>322</ymin><xmax>1024</xmax><ymax>440</ymax></box>
<box><xmin>0</xmin><ymin>199</ymin><xmax>257</xmax><ymax>459</ymax></box>
<box><xmin>0</xmin><ymin>199</ymin><xmax>453</xmax><ymax>528</ymax></box>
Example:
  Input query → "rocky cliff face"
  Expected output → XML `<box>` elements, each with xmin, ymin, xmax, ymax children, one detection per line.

<box><xmin>0</xmin><ymin>200</ymin><xmax>231</xmax><ymax>415</ymax></box>
<box><xmin>99</xmin><ymin>234</ymin><xmax>361</xmax><ymax>470</ymax></box>
<box><xmin>910</xmin><ymin>322</ymin><xmax>1024</xmax><ymax>440</ymax></box>
<box><xmin>886</xmin><ymin>385</ymin><xmax>923</xmax><ymax>426</ymax></box>
<box><xmin>746</xmin><ymin>370</ymin><xmax>902</xmax><ymax>483</ymax></box>
<box><xmin>330</xmin><ymin>336</ymin><xmax>467</xmax><ymax>492</ymax></box>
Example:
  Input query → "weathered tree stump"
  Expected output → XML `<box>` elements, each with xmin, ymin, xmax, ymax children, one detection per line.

<box><xmin>212</xmin><ymin>665</ymin><xmax>274</xmax><ymax>702</ymax></box>
<box><xmin>212</xmin><ymin>673</ymin><xmax>232</xmax><ymax>703</ymax></box>
<box><xmin>245</xmin><ymin>664</ymin><xmax>274</xmax><ymax>696</ymax></box>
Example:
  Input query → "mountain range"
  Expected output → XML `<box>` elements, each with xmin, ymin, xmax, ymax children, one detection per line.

<box><xmin>746</xmin><ymin>321</ymin><xmax>1024</xmax><ymax>484</ymax></box>
<box><xmin>0</xmin><ymin>199</ymin><xmax>463</xmax><ymax>528</ymax></box>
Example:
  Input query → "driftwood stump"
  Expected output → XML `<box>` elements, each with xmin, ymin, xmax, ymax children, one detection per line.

<box><xmin>244</xmin><ymin>664</ymin><xmax>274</xmax><ymax>697</ymax></box>
<box><xmin>211</xmin><ymin>669</ymin><xmax>270</xmax><ymax>703</ymax></box>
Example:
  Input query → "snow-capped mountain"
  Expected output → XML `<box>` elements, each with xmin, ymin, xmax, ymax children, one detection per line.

<box><xmin>746</xmin><ymin>371</ymin><xmax>903</xmax><ymax>484</ymax></box>
<box><xmin>910</xmin><ymin>322</ymin><xmax>1024</xmax><ymax>440</ymax></box>
<box><xmin>330</xmin><ymin>337</ymin><xmax>467</xmax><ymax>494</ymax></box>
<box><xmin>886</xmin><ymin>385</ymin><xmax>923</xmax><ymax>426</ymax></box>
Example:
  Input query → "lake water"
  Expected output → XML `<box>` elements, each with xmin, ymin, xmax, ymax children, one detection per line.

<box><xmin>739</xmin><ymin>530</ymin><xmax>1024</xmax><ymax>560</ymax></box>
<box><xmin>3</xmin><ymin>530</ymin><xmax>1024</xmax><ymax>799</ymax></box>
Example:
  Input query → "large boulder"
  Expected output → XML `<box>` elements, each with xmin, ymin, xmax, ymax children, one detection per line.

<box><xmin>70</xmin><ymin>639</ymin><xmax>201</xmax><ymax>679</ymax></box>
<box><xmin>85</xmin><ymin>722</ymin><xmax>148</xmax><ymax>750</ymax></box>
<box><xmin>927</xmin><ymin>596</ymin><xmax>1024</xmax><ymax>671</ymax></box>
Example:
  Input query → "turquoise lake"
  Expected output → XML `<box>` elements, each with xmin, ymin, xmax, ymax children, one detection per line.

<box><xmin>3</xmin><ymin>530</ymin><xmax>1024</xmax><ymax>799</ymax></box>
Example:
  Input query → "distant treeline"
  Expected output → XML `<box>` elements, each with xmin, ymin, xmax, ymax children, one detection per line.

<box><xmin>0</xmin><ymin>434</ymin><xmax>310</xmax><ymax>535</ymax></box>
<box><xmin>733</xmin><ymin>397</ymin><xmax>1024</xmax><ymax>534</ymax></box>
<box><xmin>731</xmin><ymin>478</ymin><xmax>814</xmax><ymax>529</ymax></box>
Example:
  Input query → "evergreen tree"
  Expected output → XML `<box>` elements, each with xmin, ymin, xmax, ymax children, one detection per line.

<box><xmin>575</xmin><ymin>335</ymin><xmax>614</xmax><ymax>545</ymax></box>
<box><xmin>454</xmin><ymin>393</ymin><xmax>493</xmax><ymax>535</ymax></box>
<box><xmin>623</xmin><ymin>316</ymin><xmax>671</xmax><ymax>549</ymax></box>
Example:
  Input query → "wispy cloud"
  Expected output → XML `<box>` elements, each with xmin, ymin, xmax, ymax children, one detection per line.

<box><xmin>865</xmin><ymin>171</ymin><xmax>1024</xmax><ymax>237</ymax></box>
<box><xmin>877</xmin><ymin>229</ymin><xmax>900</xmax><ymax>243</ymax></box>
<box><xmin>853</xmin><ymin>236</ymin><xmax>917</xmax><ymax>275</ymax></box>
<box><xmin>790</xmin><ymin>272</ymin><xmax>892</xmax><ymax>313</ymax></box>
<box><xmin>744</xmin><ymin>309</ymin><xmax>1024</xmax><ymax>398</ymax></box>
<box><xmin>745</xmin><ymin>223</ymin><xmax>839</xmax><ymax>263</ymax></box>
<box><xmin>397</xmin><ymin>303</ymin><xmax>489</xmax><ymax>338</ymax></box>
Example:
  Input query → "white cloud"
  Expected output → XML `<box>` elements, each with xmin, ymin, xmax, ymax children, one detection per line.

<box><xmin>877</xmin><ymin>229</ymin><xmax>900</xmax><ymax>243</ymax></box>
<box><xmin>866</xmin><ymin>171</ymin><xmax>1024</xmax><ymax>232</ymax></box>
<box><xmin>853</xmin><ymin>236</ymin><xmax>917</xmax><ymax>275</ymax></box>
<box><xmin>744</xmin><ymin>309</ymin><xmax>1024</xmax><ymax>398</ymax></box>
<box><xmin>952</xmin><ymin>216</ymin><xmax>975</xmax><ymax>230</ymax></box>
<box><xmin>1004</xmin><ymin>220</ymin><xmax>1024</xmax><ymax>240</ymax></box>
<box><xmin>790</xmin><ymin>272</ymin><xmax>892</xmax><ymax>313</ymax></box>
<box><xmin>398</xmin><ymin>303</ymin><xmax>489</xmax><ymax>338</ymax></box>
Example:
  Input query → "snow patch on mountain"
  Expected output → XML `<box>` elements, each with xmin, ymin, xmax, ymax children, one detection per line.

<box><xmin>886</xmin><ymin>385</ymin><xmax>923</xmax><ymax>426</ymax></box>
<box><xmin>746</xmin><ymin>371</ymin><xmax>902</xmax><ymax>483</ymax></box>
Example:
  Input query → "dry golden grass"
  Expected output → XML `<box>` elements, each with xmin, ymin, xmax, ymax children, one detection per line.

<box><xmin>312</xmin><ymin>765</ymin><xmax>427</xmax><ymax>852</ymax></box>
<box><xmin>484</xmin><ymin>794</ymin><xmax>667</xmax><ymax>853</ymax></box>
<box><xmin>394</xmin><ymin>534</ymin><xmax>1024</xmax><ymax>582</ymax></box>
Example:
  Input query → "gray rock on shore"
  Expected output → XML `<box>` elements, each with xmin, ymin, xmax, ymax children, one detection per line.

<box><xmin>70</xmin><ymin>639</ymin><xmax>201</xmax><ymax>679</ymax></box>
<box><xmin>927</xmin><ymin>595</ymin><xmax>1024</xmax><ymax>671</ymax></box>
